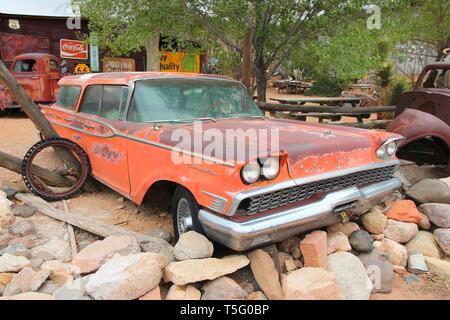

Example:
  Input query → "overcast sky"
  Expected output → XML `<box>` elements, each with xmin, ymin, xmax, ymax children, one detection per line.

<box><xmin>0</xmin><ymin>0</ymin><xmax>77</xmax><ymax>17</ymax></box>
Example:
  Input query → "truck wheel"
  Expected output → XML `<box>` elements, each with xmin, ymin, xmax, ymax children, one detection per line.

<box><xmin>171</xmin><ymin>186</ymin><xmax>203</xmax><ymax>240</ymax></box>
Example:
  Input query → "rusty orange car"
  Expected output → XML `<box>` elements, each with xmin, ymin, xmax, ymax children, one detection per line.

<box><xmin>0</xmin><ymin>53</ymin><xmax>61</xmax><ymax>110</ymax></box>
<box><xmin>40</xmin><ymin>72</ymin><xmax>403</xmax><ymax>251</ymax></box>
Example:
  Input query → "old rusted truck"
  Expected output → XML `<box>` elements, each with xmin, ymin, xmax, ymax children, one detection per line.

<box><xmin>387</xmin><ymin>61</ymin><xmax>450</xmax><ymax>169</ymax></box>
<box><xmin>38</xmin><ymin>72</ymin><xmax>403</xmax><ymax>250</ymax></box>
<box><xmin>0</xmin><ymin>53</ymin><xmax>61</xmax><ymax>110</ymax></box>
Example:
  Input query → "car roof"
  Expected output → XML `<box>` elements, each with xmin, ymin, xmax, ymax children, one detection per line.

<box><xmin>14</xmin><ymin>53</ymin><xmax>59</xmax><ymax>60</ymax></box>
<box><xmin>59</xmin><ymin>72</ymin><xmax>236</xmax><ymax>86</ymax></box>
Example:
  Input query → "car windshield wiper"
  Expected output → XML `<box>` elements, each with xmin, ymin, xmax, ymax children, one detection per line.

<box><xmin>144</xmin><ymin>117</ymin><xmax>217</xmax><ymax>124</ymax></box>
<box><xmin>219</xmin><ymin>115</ymin><xmax>265</xmax><ymax>120</ymax></box>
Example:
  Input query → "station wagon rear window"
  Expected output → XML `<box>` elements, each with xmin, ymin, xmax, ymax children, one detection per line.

<box><xmin>79</xmin><ymin>85</ymin><xmax>129</xmax><ymax>119</ymax></box>
<box><xmin>127</xmin><ymin>79</ymin><xmax>263</xmax><ymax>123</ymax></box>
<box><xmin>56</xmin><ymin>86</ymin><xmax>81</xmax><ymax>110</ymax></box>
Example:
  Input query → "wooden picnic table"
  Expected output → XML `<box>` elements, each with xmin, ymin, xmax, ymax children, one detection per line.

<box><xmin>273</xmin><ymin>80</ymin><xmax>313</xmax><ymax>94</ymax></box>
<box><xmin>270</xmin><ymin>96</ymin><xmax>363</xmax><ymax>108</ymax></box>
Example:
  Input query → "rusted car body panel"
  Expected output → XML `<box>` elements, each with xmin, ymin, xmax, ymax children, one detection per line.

<box><xmin>388</xmin><ymin>62</ymin><xmax>450</xmax><ymax>168</ymax></box>
<box><xmin>0</xmin><ymin>53</ymin><xmax>61</xmax><ymax>110</ymax></box>
<box><xmin>41</xmin><ymin>72</ymin><xmax>402</xmax><ymax>250</ymax></box>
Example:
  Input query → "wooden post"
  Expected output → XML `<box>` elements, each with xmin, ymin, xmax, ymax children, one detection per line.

<box><xmin>0</xmin><ymin>61</ymin><xmax>80</xmax><ymax>172</ymax></box>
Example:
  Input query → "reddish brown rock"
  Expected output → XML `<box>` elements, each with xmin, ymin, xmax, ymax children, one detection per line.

<box><xmin>248</xmin><ymin>249</ymin><xmax>282</xmax><ymax>300</ymax></box>
<box><xmin>138</xmin><ymin>286</ymin><xmax>161</xmax><ymax>300</ymax></box>
<box><xmin>386</xmin><ymin>200</ymin><xmax>421</xmax><ymax>224</ymax></box>
<box><xmin>300</xmin><ymin>230</ymin><xmax>327</xmax><ymax>269</ymax></box>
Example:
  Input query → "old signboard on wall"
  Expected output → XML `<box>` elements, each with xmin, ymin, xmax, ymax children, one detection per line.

<box><xmin>60</xmin><ymin>39</ymin><xmax>88</xmax><ymax>60</ymax></box>
<box><xmin>160</xmin><ymin>52</ymin><xmax>200</xmax><ymax>73</ymax></box>
<box><xmin>103</xmin><ymin>57</ymin><xmax>136</xmax><ymax>72</ymax></box>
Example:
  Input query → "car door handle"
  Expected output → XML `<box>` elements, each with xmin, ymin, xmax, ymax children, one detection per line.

<box><xmin>84</xmin><ymin>124</ymin><xmax>96</xmax><ymax>129</ymax></box>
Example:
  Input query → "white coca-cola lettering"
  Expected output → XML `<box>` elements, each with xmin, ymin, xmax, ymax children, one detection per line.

<box><xmin>62</xmin><ymin>43</ymin><xmax>86</xmax><ymax>52</ymax></box>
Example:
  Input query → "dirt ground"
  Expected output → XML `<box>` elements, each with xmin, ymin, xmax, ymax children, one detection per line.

<box><xmin>0</xmin><ymin>98</ymin><xmax>449</xmax><ymax>300</ymax></box>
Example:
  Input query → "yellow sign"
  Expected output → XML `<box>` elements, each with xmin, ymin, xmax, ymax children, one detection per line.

<box><xmin>160</xmin><ymin>51</ymin><xmax>200</xmax><ymax>73</ymax></box>
<box><xmin>103</xmin><ymin>57</ymin><xmax>136</xmax><ymax>72</ymax></box>
<box><xmin>73</xmin><ymin>63</ymin><xmax>91</xmax><ymax>74</ymax></box>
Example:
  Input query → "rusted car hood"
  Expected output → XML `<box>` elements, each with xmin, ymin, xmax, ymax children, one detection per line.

<box><xmin>130</xmin><ymin>118</ymin><xmax>395</xmax><ymax>179</ymax></box>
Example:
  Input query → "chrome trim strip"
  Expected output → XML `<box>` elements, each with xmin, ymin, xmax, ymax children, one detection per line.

<box><xmin>224</xmin><ymin>159</ymin><xmax>400</xmax><ymax>216</ymax></box>
<box><xmin>47</xmin><ymin>116</ymin><xmax>235</xmax><ymax>167</ymax></box>
<box><xmin>199</xmin><ymin>178</ymin><xmax>401</xmax><ymax>251</ymax></box>
<box><xmin>201</xmin><ymin>191</ymin><xmax>228</xmax><ymax>214</ymax></box>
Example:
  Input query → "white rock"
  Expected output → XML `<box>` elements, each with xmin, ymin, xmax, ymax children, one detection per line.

<box><xmin>166</xmin><ymin>284</ymin><xmax>201</xmax><ymax>300</ymax></box>
<box><xmin>31</xmin><ymin>236</ymin><xmax>71</xmax><ymax>262</ymax></box>
<box><xmin>405</xmin><ymin>231</ymin><xmax>441</xmax><ymax>259</ymax></box>
<box><xmin>201</xmin><ymin>276</ymin><xmax>247</xmax><ymax>300</ymax></box>
<box><xmin>373</xmin><ymin>238</ymin><xmax>408</xmax><ymax>267</ymax></box>
<box><xmin>327</xmin><ymin>232</ymin><xmax>351</xmax><ymax>254</ymax></box>
<box><xmin>164</xmin><ymin>255</ymin><xmax>249</xmax><ymax>285</ymax></box>
<box><xmin>407</xmin><ymin>252</ymin><xmax>428</xmax><ymax>274</ymax></box>
<box><xmin>327</xmin><ymin>252</ymin><xmax>373</xmax><ymax>300</ymax></box>
<box><xmin>86</xmin><ymin>252</ymin><xmax>167</xmax><ymax>300</ymax></box>
<box><xmin>383</xmin><ymin>219</ymin><xmax>418</xmax><ymax>243</ymax></box>
<box><xmin>0</xmin><ymin>254</ymin><xmax>31</xmax><ymax>273</ymax></box>
<box><xmin>419</xmin><ymin>203</ymin><xmax>450</xmax><ymax>228</ymax></box>
<box><xmin>72</xmin><ymin>235</ymin><xmax>140</xmax><ymax>273</ymax></box>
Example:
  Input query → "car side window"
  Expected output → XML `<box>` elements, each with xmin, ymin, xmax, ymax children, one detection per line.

<box><xmin>79</xmin><ymin>85</ymin><xmax>102</xmax><ymax>116</ymax></box>
<box><xmin>12</xmin><ymin>59</ymin><xmax>37</xmax><ymax>73</ymax></box>
<box><xmin>99</xmin><ymin>86</ymin><xmax>129</xmax><ymax>119</ymax></box>
<box><xmin>49</xmin><ymin>60</ymin><xmax>59</xmax><ymax>72</ymax></box>
<box><xmin>56</xmin><ymin>86</ymin><xmax>81</xmax><ymax>110</ymax></box>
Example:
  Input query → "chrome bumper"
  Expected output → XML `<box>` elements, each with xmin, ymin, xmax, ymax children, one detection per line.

<box><xmin>198</xmin><ymin>178</ymin><xmax>401</xmax><ymax>251</ymax></box>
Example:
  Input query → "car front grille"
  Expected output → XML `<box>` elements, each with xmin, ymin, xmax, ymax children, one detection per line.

<box><xmin>240</xmin><ymin>165</ymin><xmax>396</xmax><ymax>215</ymax></box>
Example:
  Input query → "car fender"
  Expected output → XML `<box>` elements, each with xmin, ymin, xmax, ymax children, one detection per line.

<box><xmin>387</xmin><ymin>108</ymin><xmax>450</xmax><ymax>169</ymax></box>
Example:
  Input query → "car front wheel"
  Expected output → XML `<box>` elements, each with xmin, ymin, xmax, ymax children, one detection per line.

<box><xmin>171</xmin><ymin>186</ymin><xmax>203</xmax><ymax>240</ymax></box>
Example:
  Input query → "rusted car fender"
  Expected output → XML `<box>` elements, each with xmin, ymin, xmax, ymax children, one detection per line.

<box><xmin>387</xmin><ymin>108</ymin><xmax>450</xmax><ymax>167</ymax></box>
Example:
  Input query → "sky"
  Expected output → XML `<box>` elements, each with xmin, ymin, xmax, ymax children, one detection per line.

<box><xmin>0</xmin><ymin>0</ymin><xmax>78</xmax><ymax>17</ymax></box>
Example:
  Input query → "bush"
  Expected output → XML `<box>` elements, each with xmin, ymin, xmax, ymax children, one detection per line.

<box><xmin>305</xmin><ymin>77</ymin><xmax>344</xmax><ymax>97</ymax></box>
<box><xmin>387</xmin><ymin>77</ymin><xmax>412</xmax><ymax>106</ymax></box>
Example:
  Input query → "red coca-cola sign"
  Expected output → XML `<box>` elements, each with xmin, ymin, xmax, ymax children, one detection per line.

<box><xmin>60</xmin><ymin>39</ymin><xmax>88</xmax><ymax>60</ymax></box>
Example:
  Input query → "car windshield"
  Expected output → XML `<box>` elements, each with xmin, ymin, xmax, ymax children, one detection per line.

<box><xmin>127</xmin><ymin>79</ymin><xmax>264</xmax><ymax>122</ymax></box>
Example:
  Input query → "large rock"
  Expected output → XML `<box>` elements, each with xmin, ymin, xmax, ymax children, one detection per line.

<box><xmin>383</xmin><ymin>219</ymin><xmax>418</xmax><ymax>244</ymax></box>
<box><xmin>277</xmin><ymin>236</ymin><xmax>301</xmax><ymax>259</ymax></box>
<box><xmin>300</xmin><ymin>230</ymin><xmax>327</xmax><ymax>269</ymax></box>
<box><xmin>349</xmin><ymin>230</ymin><xmax>374</xmax><ymax>252</ymax></box>
<box><xmin>327</xmin><ymin>222</ymin><xmax>360</xmax><ymax>237</ymax></box>
<box><xmin>247</xmin><ymin>249</ymin><xmax>282</xmax><ymax>300</ymax></box>
<box><xmin>358</xmin><ymin>249</ymin><xmax>393</xmax><ymax>293</ymax></box>
<box><xmin>72</xmin><ymin>235</ymin><xmax>140</xmax><ymax>273</ymax></box>
<box><xmin>201</xmin><ymin>276</ymin><xmax>246</xmax><ymax>300</ymax></box>
<box><xmin>173</xmin><ymin>231</ymin><xmax>213</xmax><ymax>260</ymax></box>
<box><xmin>418</xmin><ymin>212</ymin><xmax>431</xmax><ymax>230</ymax></box>
<box><xmin>8</xmin><ymin>220</ymin><xmax>35</xmax><ymax>237</ymax></box>
<box><xmin>281</xmin><ymin>267</ymin><xmax>341</xmax><ymax>300</ymax></box>
<box><xmin>0</xmin><ymin>244</ymin><xmax>31</xmax><ymax>258</ymax></box>
<box><xmin>327</xmin><ymin>232</ymin><xmax>351</xmax><ymax>254</ymax></box>
<box><xmin>405</xmin><ymin>231</ymin><xmax>441</xmax><ymax>259</ymax></box>
<box><xmin>419</xmin><ymin>203</ymin><xmax>450</xmax><ymax>228</ymax></box>
<box><xmin>424</xmin><ymin>256</ymin><xmax>450</xmax><ymax>281</ymax></box>
<box><xmin>31</xmin><ymin>236</ymin><xmax>71</xmax><ymax>262</ymax></box>
<box><xmin>138</xmin><ymin>286</ymin><xmax>161</xmax><ymax>300</ymax></box>
<box><xmin>3</xmin><ymin>267</ymin><xmax>50</xmax><ymax>296</ymax></box>
<box><xmin>40</xmin><ymin>260</ymin><xmax>80</xmax><ymax>285</ymax></box>
<box><xmin>0</xmin><ymin>292</ymin><xmax>54</xmax><ymax>300</ymax></box>
<box><xmin>53</xmin><ymin>275</ymin><xmax>91</xmax><ymax>300</ymax></box>
<box><xmin>373</xmin><ymin>238</ymin><xmax>408</xmax><ymax>267</ymax></box>
<box><xmin>164</xmin><ymin>255</ymin><xmax>249</xmax><ymax>286</ymax></box>
<box><xmin>86</xmin><ymin>252</ymin><xmax>167</xmax><ymax>300</ymax></box>
<box><xmin>0</xmin><ymin>254</ymin><xmax>31</xmax><ymax>272</ymax></box>
<box><xmin>0</xmin><ymin>205</ymin><xmax>15</xmax><ymax>228</ymax></box>
<box><xmin>327</xmin><ymin>252</ymin><xmax>372</xmax><ymax>300</ymax></box>
<box><xmin>434</xmin><ymin>228</ymin><xmax>450</xmax><ymax>256</ymax></box>
<box><xmin>407</xmin><ymin>179</ymin><xmax>450</xmax><ymax>204</ymax></box>
<box><xmin>166</xmin><ymin>284</ymin><xmax>201</xmax><ymax>300</ymax></box>
<box><xmin>361</xmin><ymin>207</ymin><xmax>387</xmax><ymax>234</ymax></box>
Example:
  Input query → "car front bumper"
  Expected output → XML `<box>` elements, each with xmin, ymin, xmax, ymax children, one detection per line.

<box><xmin>198</xmin><ymin>177</ymin><xmax>401</xmax><ymax>251</ymax></box>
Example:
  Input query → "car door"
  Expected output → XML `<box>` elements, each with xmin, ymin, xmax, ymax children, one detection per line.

<box><xmin>74</xmin><ymin>84</ymin><xmax>131</xmax><ymax>195</ymax></box>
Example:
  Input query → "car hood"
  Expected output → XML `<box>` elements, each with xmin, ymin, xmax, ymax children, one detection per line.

<box><xmin>129</xmin><ymin>118</ymin><xmax>397</xmax><ymax>178</ymax></box>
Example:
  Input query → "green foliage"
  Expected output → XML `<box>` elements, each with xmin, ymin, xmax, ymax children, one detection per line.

<box><xmin>377</xmin><ymin>63</ymin><xmax>394</xmax><ymax>88</ymax></box>
<box><xmin>305</xmin><ymin>77</ymin><xmax>344</xmax><ymax>97</ymax></box>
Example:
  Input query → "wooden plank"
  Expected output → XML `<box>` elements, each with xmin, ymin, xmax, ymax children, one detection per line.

<box><xmin>63</xmin><ymin>200</ymin><xmax>78</xmax><ymax>258</ymax></box>
<box><xmin>270</xmin><ymin>97</ymin><xmax>363</xmax><ymax>104</ymax></box>
<box><xmin>15</xmin><ymin>193</ymin><xmax>174</xmax><ymax>259</ymax></box>
<box><xmin>257</xmin><ymin>102</ymin><xmax>396</xmax><ymax>113</ymax></box>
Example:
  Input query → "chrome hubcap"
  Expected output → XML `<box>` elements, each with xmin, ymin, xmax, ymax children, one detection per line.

<box><xmin>177</xmin><ymin>197</ymin><xmax>193</xmax><ymax>234</ymax></box>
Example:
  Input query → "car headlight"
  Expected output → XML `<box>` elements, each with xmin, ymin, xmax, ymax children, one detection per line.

<box><xmin>241</xmin><ymin>160</ymin><xmax>261</xmax><ymax>183</ymax></box>
<box><xmin>376</xmin><ymin>138</ymin><xmax>401</xmax><ymax>160</ymax></box>
<box><xmin>259</xmin><ymin>156</ymin><xmax>280</xmax><ymax>180</ymax></box>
